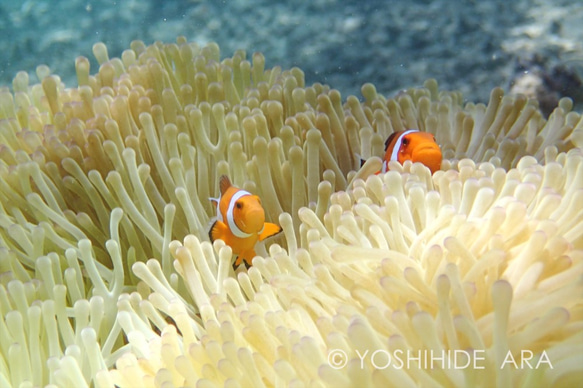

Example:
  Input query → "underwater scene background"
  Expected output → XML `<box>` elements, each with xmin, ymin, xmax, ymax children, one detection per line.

<box><xmin>1</xmin><ymin>0</ymin><xmax>583</xmax><ymax>387</ymax></box>
<box><xmin>1</xmin><ymin>0</ymin><xmax>582</xmax><ymax>109</ymax></box>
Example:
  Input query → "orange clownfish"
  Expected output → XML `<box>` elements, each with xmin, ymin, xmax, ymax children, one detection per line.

<box><xmin>209</xmin><ymin>175</ymin><xmax>282</xmax><ymax>269</ymax></box>
<box><xmin>379</xmin><ymin>129</ymin><xmax>442</xmax><ymax>174</ymax></box>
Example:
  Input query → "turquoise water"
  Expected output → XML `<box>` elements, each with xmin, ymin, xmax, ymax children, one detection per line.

<box><xmin>0</xmin><ymin>0</ymin><xmax>581</xmax><ymax>106</ymax></box>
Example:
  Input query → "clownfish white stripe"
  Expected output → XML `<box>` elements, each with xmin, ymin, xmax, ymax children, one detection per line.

<box><xmin>210</xmin><ymin>196</ymin><xmax>222</xmax><ymax>221</ymax></box>
<box><xmin>381</xmin><ymin>160</ymin><xmax>388</xmax><ymax>173</ymax></box>
<box><xmin>389</xmin><ymin>129</ymin><xmax>419</xmax><ymax>161</ymax></box>
<box><xmin>227</xmin><ymin>190</ymin><xmax>253</xmax><ymax>238</ymax></box>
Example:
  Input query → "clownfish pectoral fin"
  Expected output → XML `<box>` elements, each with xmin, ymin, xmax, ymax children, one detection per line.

<box><xmin>209</xmin><ymin>219</ymin><xmax>229</xmax><ymax>243</ymax></box>
<box><xmin>209</xmin><ymin>196</ymin><xmax>219</xmax><ymax>206</ymax></box>
<box><xmin>219</xmin><ymin>175</ymin><xmax>232</xmax><ymax>195</ymax></box>
<box><xmin>258</xmin><ymin>222</ymin><xmax>282</xmax><ymax>241</ymax></box>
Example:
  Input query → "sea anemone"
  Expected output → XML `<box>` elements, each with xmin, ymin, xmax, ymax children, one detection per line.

<box><xmin>0</xmin><ymin>37</ymin><xmax>582</xmax><ymax>387</ymax></box>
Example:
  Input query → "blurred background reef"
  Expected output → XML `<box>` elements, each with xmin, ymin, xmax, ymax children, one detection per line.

<box><xmin>1</xmin><ymin>0</ymin><xmax>582</xmax><ymax>115</ymax></box>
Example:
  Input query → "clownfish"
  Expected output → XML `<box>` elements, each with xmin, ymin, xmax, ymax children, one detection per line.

<box><xmin>363</xmin><ymin>129</ymin><xmax>442</xmax><ymax>174</ymax></box>
<box><xmin>209</xmin><ymin>175</ymin><xmax>282</xmax><ymax>269</ymax></box>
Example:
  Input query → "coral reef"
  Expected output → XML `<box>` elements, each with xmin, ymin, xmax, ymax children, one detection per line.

<box><xmin>509</xmin><ymin>54</ymin><xmax>583</xmax><ymax>117</ymax></box>
<box><xmin>0</xmin><ymin>38</ymin><xmax>582</xmax><ymax>387</ymax></box>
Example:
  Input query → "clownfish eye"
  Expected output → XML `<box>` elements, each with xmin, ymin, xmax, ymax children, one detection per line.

<box><xmin>402</xmin><ymin>137</ymin><xmax>409</xmax><ymax>146</ymax></box>
<box><xmin>236</xmin><ymin>202</ymin><xmax>243</xmax><ymax>209</ymax></box>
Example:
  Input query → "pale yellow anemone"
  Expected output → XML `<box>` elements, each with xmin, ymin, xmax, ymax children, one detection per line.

<box><xmin>0</xmin><ymin>37</ymin><xmax>581</xmax><ymax>387</ymax></box>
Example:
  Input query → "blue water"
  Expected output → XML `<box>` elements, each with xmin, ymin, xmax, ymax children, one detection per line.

<box><xmin>0</xmin><ymin>0</ymin><xmax>581</xmax><ymax>106</ymax></box>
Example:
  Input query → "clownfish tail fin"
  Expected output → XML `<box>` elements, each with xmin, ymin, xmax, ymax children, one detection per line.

<box><xmin>354</xmin><ymin>153</ymin><xmax>366</xmax><ymax>168</ymax></box>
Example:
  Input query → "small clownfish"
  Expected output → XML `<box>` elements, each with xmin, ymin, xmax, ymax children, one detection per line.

<box><xmin>209</xmin><ymin>175</ymin><xmax>282</xmax><ymax>269</ymax></box>
<box><xmin>366</xmin><ymin>129</ymin><xmax>442</xmax><ymax>174</ymax></box>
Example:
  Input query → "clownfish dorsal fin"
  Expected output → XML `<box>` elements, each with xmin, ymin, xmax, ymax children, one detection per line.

<box><xmin>219</xmin><ymin>175</ymin><xmax>232</xmax><ymax>195</ymax></box>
